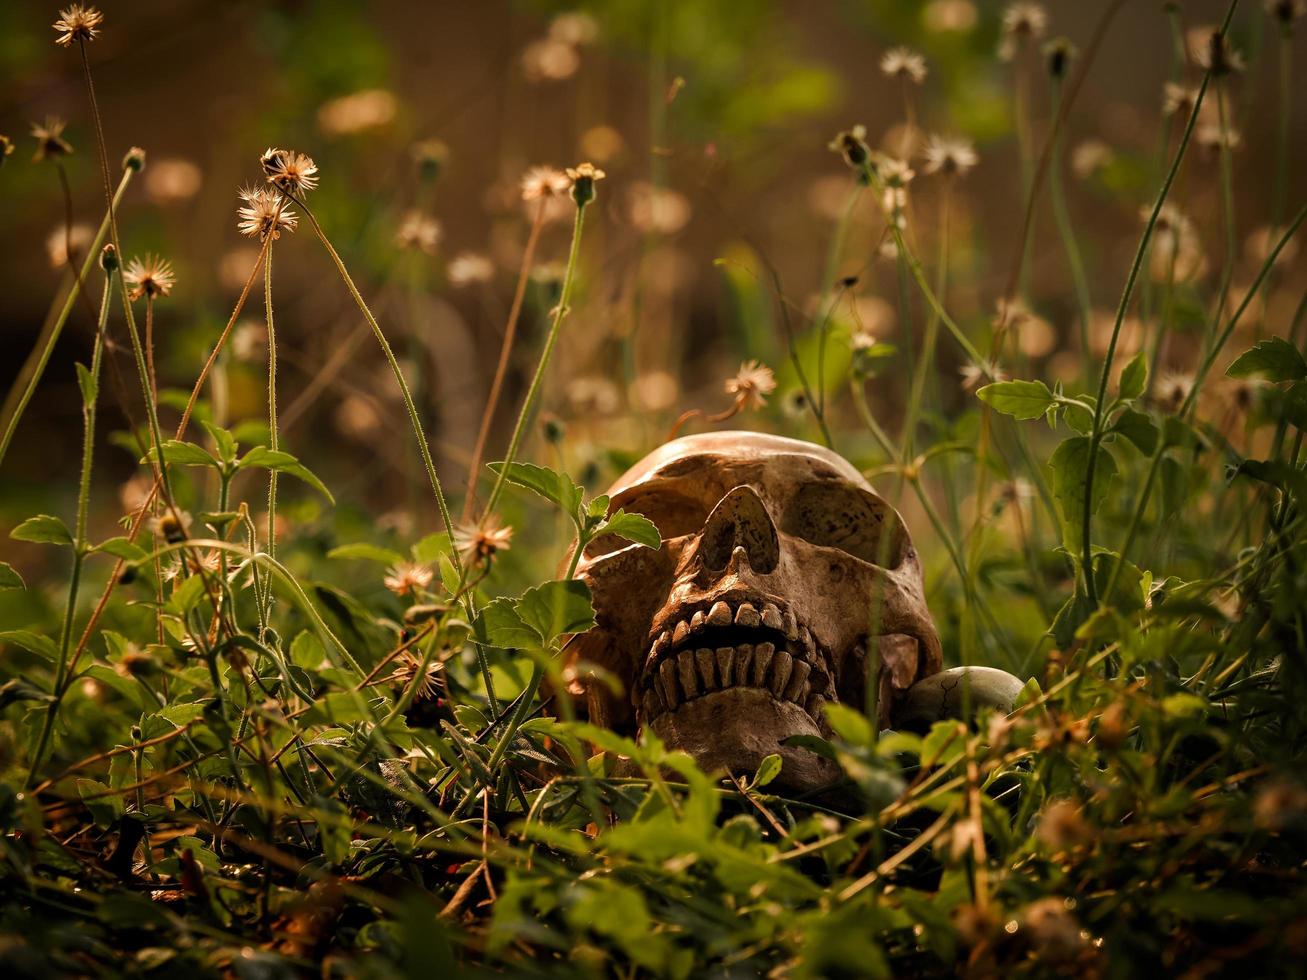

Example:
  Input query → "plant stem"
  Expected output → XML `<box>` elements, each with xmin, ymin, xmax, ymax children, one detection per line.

<box><xmin>1048</xmin><ymin>76</ymin><xmax>1094</xmax><ymax>379</ymax></box>
<box><xmin>296</xmin><ymin>199</ymin><xmax>463</xmax><ymax>581</ymax></box>
<box><xmin>0</xmin><ymin>168</ymin><xmax>134</xmax><ymax>468</ymax></box>
<box><xmin>26</xmin><ymin>271</ymin><xmax>113</xmax><ymax>785</ymax></box>
<box><xmin>901</xmin><ymin>178</ymin><xmax>951</xmax><ymax>458</ymax></box>
<box><xmin>263</xmin><ymin>243</ymin><xmax>279</xmax><ymax>634</ymax></box>
<box><xmin>464</xmin><ymin>200</ymin><xmax>548</xmax><ymax>522</ymax></box>
<box><xmin>1080</xmin><ymin>7</ymin><xmax>1230</xmax><ymax>608</ymax></box>
<box><xmin>482</xmin><ymin>202</ymin><xmax>590</xmax><ymax>522</ymax></box>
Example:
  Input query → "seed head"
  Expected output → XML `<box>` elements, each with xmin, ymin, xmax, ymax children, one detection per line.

<box><xmin>566</xmin><ymin>162</ymin><xmax>605</xmax><ymax>206</ymax></box>
<box><xmin>880</xmin><ymin>47</ymin><xmax>927</xmax><ymax>84</ymax></box>
<box><xmin>725</xmin><ymin>360</ymin><xmax>777</xmax><ymax>411</ymax></box>
<box><xmin>52</xmin><ymin>4</ymin><xmax>103</xmax><ymax>46</ymax></box>
<box><xmin>411</xmin><ymin>138</ymin><xmax>450</xmax><ymax>182</ymax></box>
<box><xmin>1266</xmin><ymin>0</ymin><xmax>1307</xmax><ymax>25</ymax></box>
<box><xmin>149</xmin><ymin>509</ymin><xmax>191</xmax><ymax>544</ymax></box>
<box><xmin>828</xmin><ymin>125</ymin><xmax>870</xmax><ymax>170</ymax></box>
<box><xmin>100</xmin><ymin>243</ymin><xmax>118</xmax><ymax>272</ymax></box>
<box><xmin>1194</xmin><ymin>29</ymin><xmax>1245</xmax><ymax>75</ymax></box>
<box><xmin>394</xmin><ymin>210</ymin><xmax>441</xmax><ymax>254</ymax></box>
<box><xmin>521</xmin><ymin>165</ymin><xmax>572</xmax><ymax>202</ymax></box>
<box><xmin>31</xmin><ymin>117</ymin><xmax>72</xmax><ymax>162</ymax></box>
<box><xmin>1043</xmin><ymin>37</ymin><xmax>1076</xmax><ymax>78</ymax></box>
<box><xmin>390</xmin><ymin>651</ymin><xmax>443</xmax><ymax>702</ymax></box>
<box><xmin>237</xmin><ymin>185</ymin><xmax>297</xmax><ymax>241</ymax></box>
<box><xmin>383</xmin><ymin>561</ymin><xmax>434</xmax><ymax>597</ymax></box>
<box><xmin>999</xmin><ymin>2</ymin><xmax>1048</xmax><ymax>60</ymax></box>
<box><xmin>0</xmin><ymin>134</ymin><xmax>13</xmax><ymax>166</ymax></box>
<box><xmin>122</xmin><ymin>145</ymin><xmax>146</xmax><ymax>171</ymax></box>
<box><xmin>260</xmin><ymin>147</ymin><xmax>319</xmax><ymax>195</ymax></box>
<box><xmin>447</xmin><ymin>252</ymin><xmax>495</xmax><ymax>286</ymax></box>
<box><xmin>455</xmin><ymin>515</ymin><xmax>514</xmax><ymax>567</ymax></box>
<box><xmin>923</xmin><ymin>134</ymin><xmax>978</xmax><ymax>177</ymax></box>
<box><xmin>124</xmin><ymin>254</ymin><xmax>176</xmax><ymax>301</ymax></box>
<box><xmin>114</xmin><ymin>644</ymin><xmax>159</xmax><ymax>679</ymax></box>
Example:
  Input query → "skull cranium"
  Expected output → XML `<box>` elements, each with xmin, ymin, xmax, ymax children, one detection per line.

<box><xmin>571</xmin><ymin>431</ymin><xmax>942</xmax><ymax>792</ymax></box>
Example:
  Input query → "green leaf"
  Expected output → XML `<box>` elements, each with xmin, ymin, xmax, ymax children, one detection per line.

<box><xmin>595</xmin><ymin>510</ymin><xmax>662</xmax><ymax>551</ymax></box>
<box><xmin>1049</xmin><ymin>591</ymin><xmax>1091</xmax><ymax>648</ymax></box>
<box><xmin>753</xmin><ymin>753</ymin><xmax>783</xmax><ymax>788</ymax></box>
<box><xmin>93</xmin><ymin>536</ymin><xmax>148</xmax><ymax>562</ymax></box>
<box><xmin>10</xmin><ymin>514</ymin><xmax>73</xmax><ymax>546</ymax></box>
<box><xmin>1226</xmin><ymin>336</ymin><xmax>1307</xmax><ymax>382</ymax></box>
<box><xmin>0</xmin><ymin>629</ymin><xmax>59</xmax><ymax>661</ymax></box>
<box><xmin>472</xmin><ymin>598</ymin><xmax>539</xmax><ymax>651</ymax></box>
<box><xmin>515</xmin><ymin>580</ymin><xmax>596</xmax><ymax>649</ymax></box>
<box><xmin>0</xmin><ymin>562</ymin><xmax>25</xmax><ymax>590</ymax></box>
<box><xmin>976</xmin><ymin>379</ymin><xmax>1056</xmax><ymax>420</ymax></box>
<box><xmin>145</xmin><ymin>439</ymin><xmax>219</xmax><ymax>468</ymax></box>
<box><xmin>199</xmin><ymin>420</ymin><xmax>238</xmax><ymax>464</ymax></box>
<box><xmin>1047</xmin><ymin>437</ymin><xmax>1118</xmax><ymax>553</ymax></box>
<box><xmin>488</xmin><ymin>461</ymin><xmax>583</xmax><ymax>519</ymax></box>
<box><xmin>76</xmin><ymin>362</ymin><xmax>98</xmax><ymax>405</ymax></box>
<box><xmin>1061</xmin><ymin>400</ymin><xmax>1094</xmax><ymax>434</ymax></box>
<box><xmin>77</xmin><ymin>778</ymin><xmax>125</xmax><ymax>827</ymax></box>
<box><xmin>238</xmin><ymin>446</ymin><xmax>334</xmax><ymax>503</ymax></box>
<box><xmin>1110</xmin><ymin>408</ymin><xmax>1159</xmax><ymax>454</ymax></box>
<box><xmin>1118</xmin><ymin>350</ymin><xmax>1148</xmax><ymax>400</ymax></box>
<box><xmin>327</xmin><ymin>542</ymin><xmax>406</xmax><ymax>565</ymax></box>
<box><xmin>1228</xmin><ymin>458</ymin><xmax>1307</xmax><ymax>503</ymax></box>
<box><xmin>411</xmin><ymin>532</ymin><xmax>451</xmax><ymax>564</ymax></box>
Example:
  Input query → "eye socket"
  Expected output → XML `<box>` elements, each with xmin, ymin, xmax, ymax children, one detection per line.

<box><xmin>580</xmin><ymin>487</ymin><xmax>708</xmax><ymax>560</ymax></box>
<box><xmin>781</xmin><ymin>483</ymin><xmax>908</xmax><ymax>569</ymax></box>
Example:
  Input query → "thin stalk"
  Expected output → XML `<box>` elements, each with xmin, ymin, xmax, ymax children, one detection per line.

<box><xmin>901</xmin><ymin>179</ymin><xmax>952</xmax><ymax>457</ymax></box>
<box><xmin>1080</xmin><ymin>7</ymin><xmax>1230</xmax><ymax>607</ymax></box>
<box><xmin>1272</xmin><ymin>30</ymin><xmax>1292</xmax><ymax>231</ymax></box>
<box><xmin>464</xmin><ymin>199</ymin><xmax>548</xmax><ymax>522</ymax></box>
<box><xmin>26</xmin><ymin>271</ymin><xmax>114</xmax><ymax>785</ymax></box>
<box><xmin>295</xmin><ymin>198</ymin><xmax>463</xmax><ymax>581</ymax></box>
<box><xmin>264</xmin><ymin>245</ymin><xmax>279</xmax><ymax>567</ymax></box>
<box><xmin>1103</xmin><ymin>207</ymin><xmax>1306</xmax><ymax>602</ymax></box>
<box><xmin>0</xmin><ymin>167</ymin><xmax>134</xmax><ymax>468</ymax></box>
<box><xmin>1048</xmin><ymin>76</ymin><xmax>1094</xmax><ymax>376</ymax></box>
<box><xmin>482</xmin><ymin>202</ymin><xmax>590</xmax><ymax>522</ymax></box>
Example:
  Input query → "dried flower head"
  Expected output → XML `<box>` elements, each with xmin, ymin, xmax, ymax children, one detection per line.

<box><xmin>828</xmin><ymin>125</ymin><xmax>870</xmax><ymax>170</ymax></box>
<box><xmin>237</xmin><ymin>185</ymin><xmax>297</xmax><ymax>241</ymax></box>
<box><xmin>395</xmin><ymin>210</ymin><xmax>442</xmax><ymax>254</ymax></box>
<box><xmin>383</xmin><ymin>561</ymin><xmax>434</xmax><ymax>597</ymax></box>
<box><xmin>52</xmin><ymin>4</ymin><xmax>103</xmax><ymax>46</ymax></box>
<box><xmin>1043</xmin><ymin>37</ymin><xmax>1076</xmax><ymax>78</ymax></box>
<box><xmin>0</xmin><ymin>134</ymin><xmax>14</xmax><ymax>165</ymax></box>
<box><xmin>1071</xmin><ymin>139</ymin><xmax>1112</xmax><ymax>179</ymax></box>
<box><xmin>149</xmin><ymin>509</ymin><xmax>191</xmax><ymax>544</ymax></box>
<box><xmin>124</xmin><ymin>254</ymin><xmax>176</xmax><ymax>301</ymax></box>
<box><xmin>923</xmin><ymin>134</ymin><xmax>978</xmax><ymax>177</ymax></box>
<box><xmin>566</xmin><ymin>162</ymin><xmax>606</xmax><ymax>205</ymax></box>
<box><xmin>260</xmin><ymin>147</ymin><xmax>319</xmax><ymax>195</ymax></box>
<box><xmin>31</xmin><ymin>117</ymin><xmax>72</xmax><ymax>162</ymax></box>
<box><xmin>390</xmin><ymin>651</ymin><xmax>442</xmax><ymax>702</ymax></box>
<box><xmin>880</xmin><ymin>47</ymin><xmax>927</xmax><ymax>84</ymax></box>
<box><xmin>114</xmin><ymin>644</ymin><xmax>159</xmax><ymax>679</ymax></box>
<box><xmin>1162</xmin><ymin>82</ymin><xmax>1200</xmax><ymax>118</ymax></box>
<box><xmin>1155</xmin><ymin>371</ymin><xmax>1195</xmax><ymax>413</ymax></box>
<box><xmin>1266</xmin><ymin>0</ymin><xmax>1307</xmax><ymax>24</ymax></box>
<box><xmin>725</xmin><ymin>360</ymin><xmax>777</xmax><ymax>411</ymax></box>
<box><xmin>455</xmin><ymin>515</ymin><xmax>514</xmax><ymax>567</ymax></box>
<box><xmin>1192</xmin><ymin>28</ymin><xmax>1245</xmax><ymax>75</ymax></box>
<box><xmin>521</xmin><ymin>165</ymin><xmax>572</xmax><ymax>202</ymax></box>
<box><xmin>411</xmin><ymin>138</ymin><xmax>450</xmax><ymax>181</ymax></box>
<box><xmin>960</xmin><ymin>361</ymin><xmax>1005</xmax><ymax>392</ymax></box>
<box><xmin>122</xmin><ymin>146</ymin><xmax>146</xmax><ymax>171</ymax></box>
<box><xmin>999</xmin><ymin>2</ymin><xmax>1048</xmax><ymax>60</ymax></box>
<box><xmin>1196</xmin><ymin>122</ymin><xmax>1242</xmax><ymax>153</ymax></box>
<box><xmin>447</xmin><ymin>252</ymin><xmax>495</xmax><ymax>286</ymax></box>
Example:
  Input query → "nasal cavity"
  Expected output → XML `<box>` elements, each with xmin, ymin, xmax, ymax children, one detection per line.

<box><xmin>701</xmin><ymin>485</ymin><xmax>780</xmax><ymax>573</ymax></box>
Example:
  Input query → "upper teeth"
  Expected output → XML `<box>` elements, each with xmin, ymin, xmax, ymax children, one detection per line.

<box><xmin>639</xmin><ymin>598</ymin><xmax>832</xmax><ymax>724</ymax></box>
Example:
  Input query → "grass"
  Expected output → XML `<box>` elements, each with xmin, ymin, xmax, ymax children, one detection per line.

<box><xmin>1</xmin><ymin>2</ymin><xmax>1306</xmax><ymax>976</ymax></box>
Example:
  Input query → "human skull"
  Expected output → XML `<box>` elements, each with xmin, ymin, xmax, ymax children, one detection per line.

<box><xmin>571</xmin><ymin>431</ymin><xmax>942</xmax><ymax>792</ymax></box>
